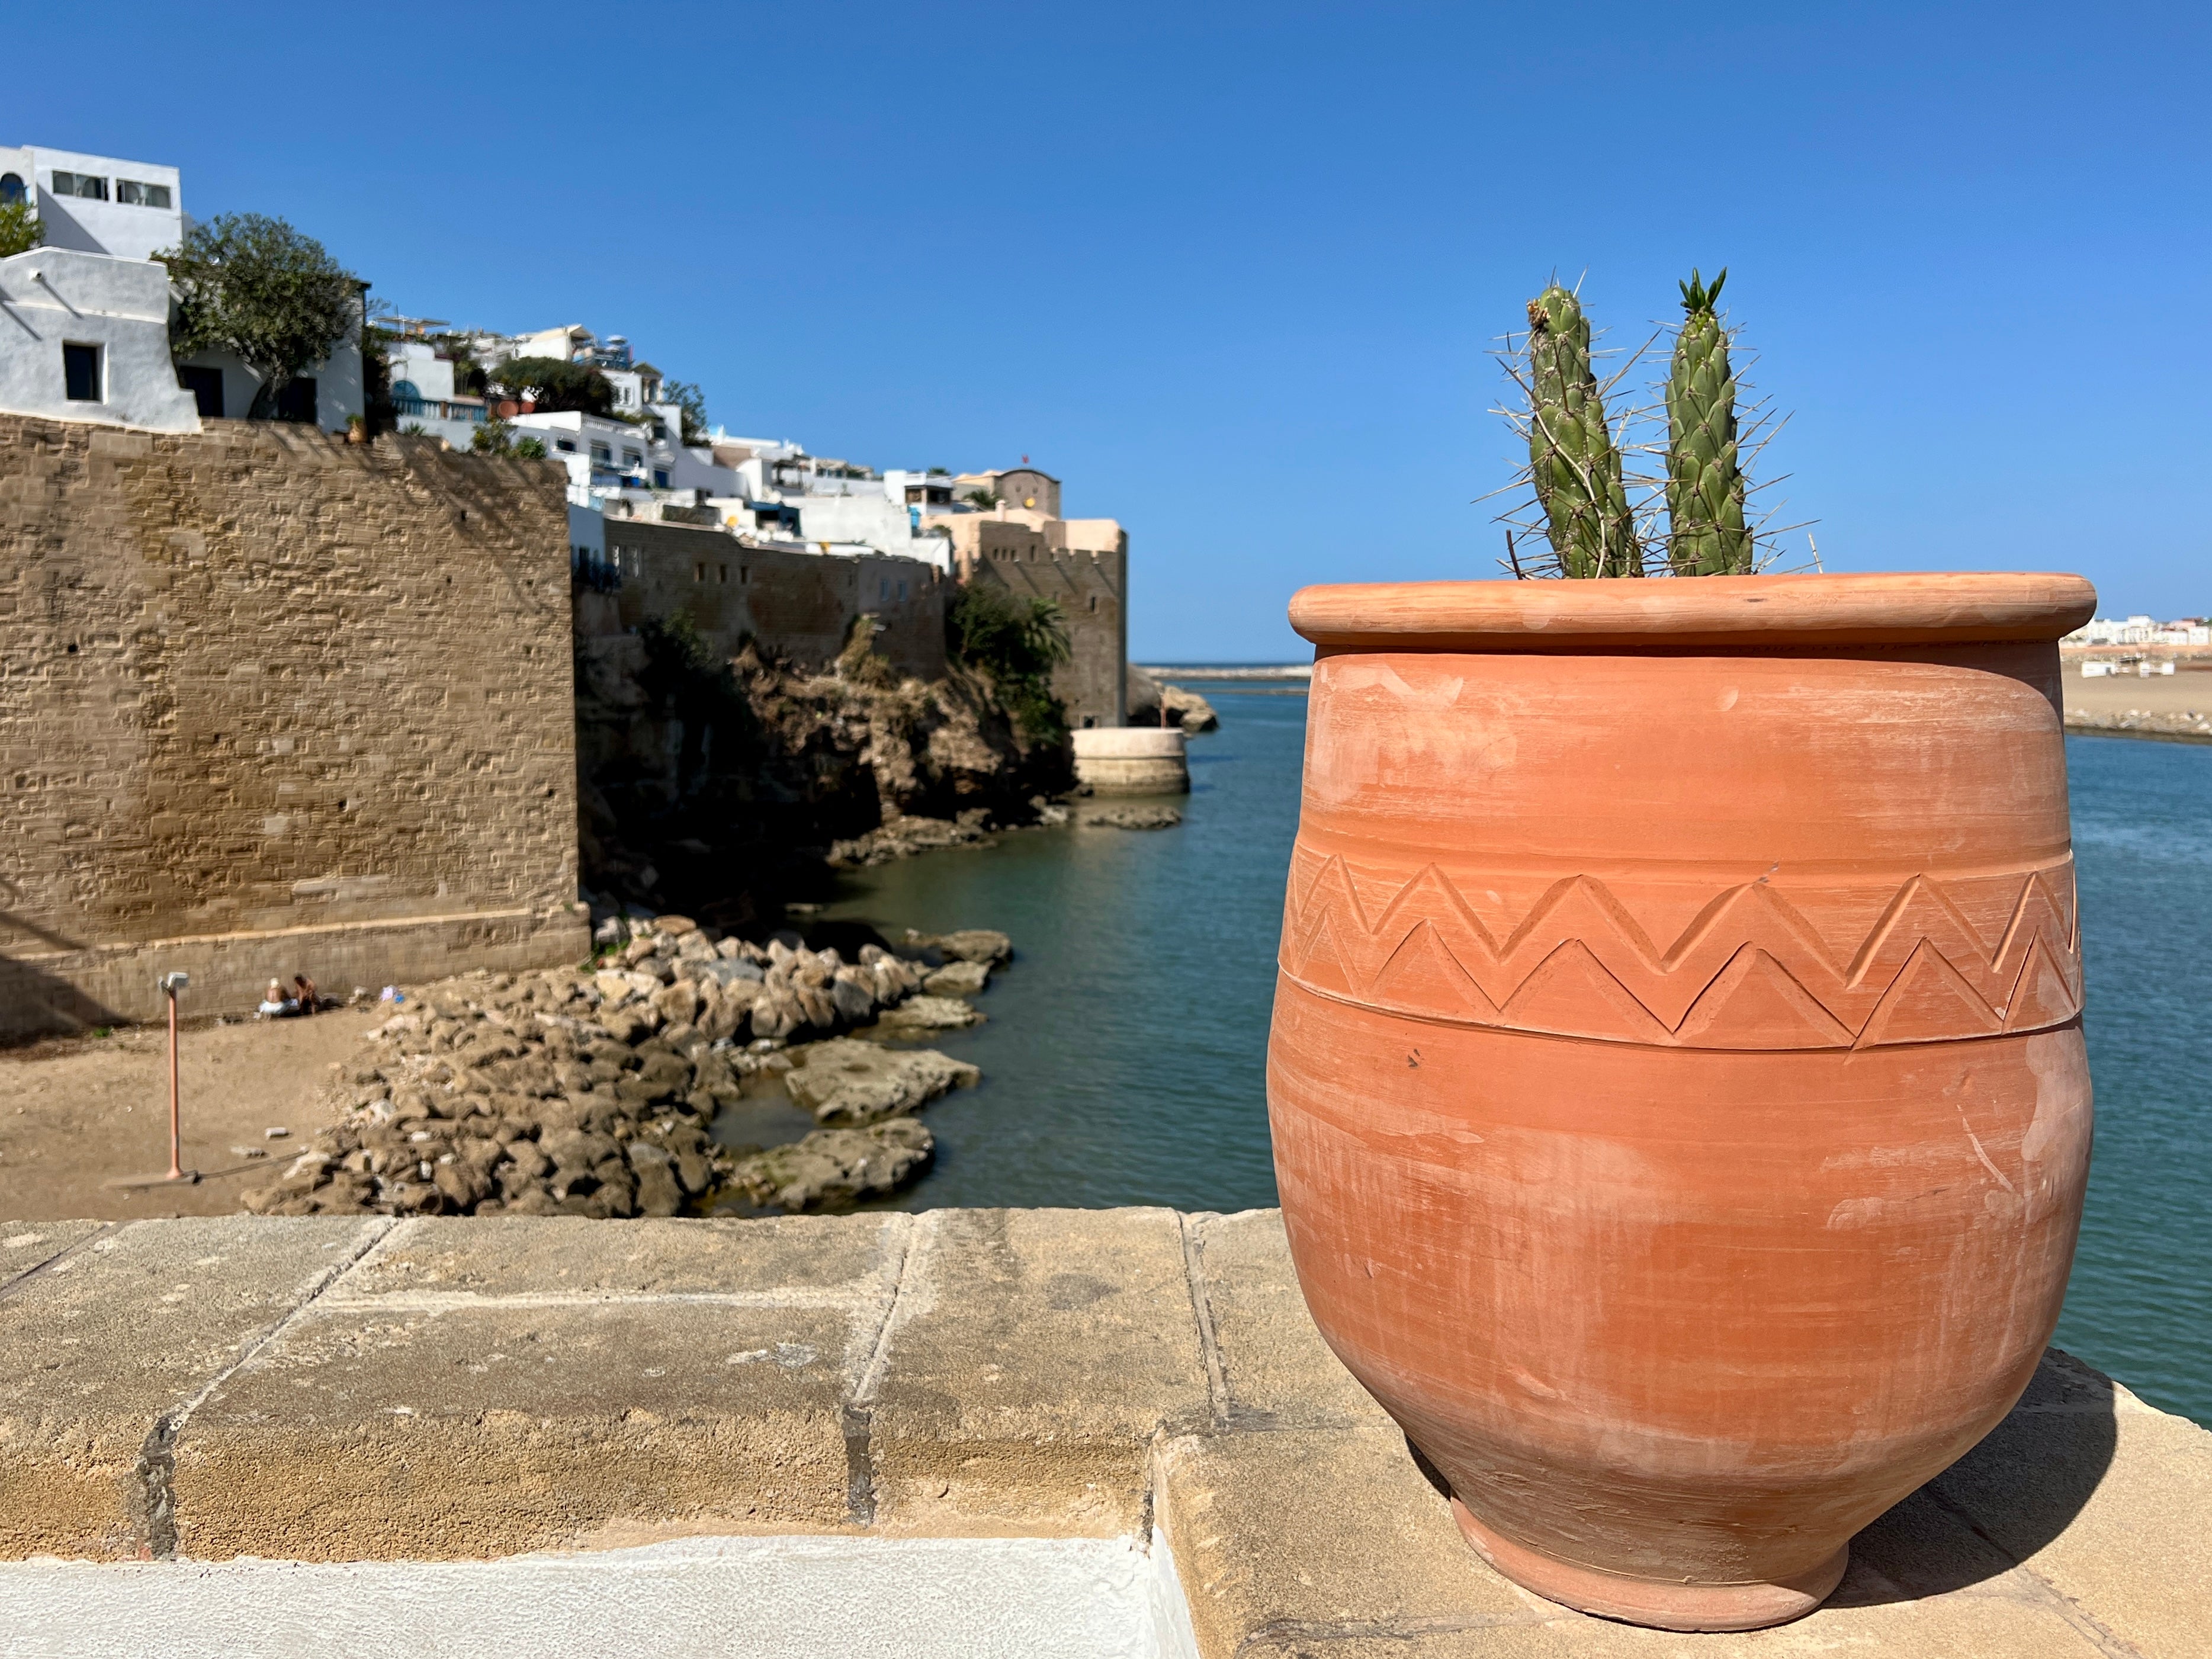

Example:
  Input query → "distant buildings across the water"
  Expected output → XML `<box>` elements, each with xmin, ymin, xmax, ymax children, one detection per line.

<box><xmin>2064</xmin><ymin>615</ymin><xmax>2210</xmax><ymax>649</ymax></box>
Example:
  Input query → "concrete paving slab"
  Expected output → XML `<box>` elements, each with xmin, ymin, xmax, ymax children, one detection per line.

<box><xmin>0</xmin><ymin>1216</ymin><xmax>383</xmax><ymax>1557</ymax></box>
<box><xmin>1189</xmin><ymin>1210</ymin><xmax>1393</xmax><ymax>1430</ymax></box>
<box><xmin>342</xmin><ymin>1213</ymin><xmax>906</xmax><ymax>1301</ymax></box>
<box><xmin>1155</xmin><ymin>1426</ymin><xmax>1526</xmax><ymax>1659</ymax></box>
<box><xmin>1235</xmin><ymin>1590</ymin><xmax>2113</xmax><ymax>1657</ymax></box>
<box><xmin>172</xmin><ymin>1300</ymin><xmax>856</xmax><ymax>1559</ymax></box>
<box><xmin>869</xmin><ymin>1208</ymin><xmax>1211</xmax><ymax>1534</ymax></box>
<box><xmin>0</xmin><ymin>1221</ymin><xmax>106</xmax><ymax>1289</ymax></box>
<box><xmin>1927</xmin><ymin>1347</ymin><xmax>2212</xmax><ymax>1659</ymax></box>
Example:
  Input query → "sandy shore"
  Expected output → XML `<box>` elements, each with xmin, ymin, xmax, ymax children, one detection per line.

<box><xmin>0</xmin><ymin>1009</ymin><xmax>374</xmax><ymax>1221</ymax></box>
<box><xmin>2064</xmin><ymin>666</ymin><xmax>2212</xmax><ymax>742</ymax></box>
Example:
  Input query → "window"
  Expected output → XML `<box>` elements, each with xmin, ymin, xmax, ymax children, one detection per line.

<box><xmin>50</xmin><ymin>171</ymin><xmax>108</xmax><ymax>200</ymax></box>
<box><xmin>62</xmin><ymin>343</ymin><xmax>101</xmax><ymax>402</ymax></box>
<box><xmin>879</xmin><ymin>578</ymin><xmax>890</xmax><ymax>599</ymax></box>
<box><xmin>556</xmin><ymin>438</ymin><xmax>576</xmax><ymax>453</ymax></box>
<box><xmin>652</xmin><ymin>469</ymin><xmax>669</xmax><ymax>488</ymax></box>
<box><xmin>1081</xmin><ymin>715</ymin><xmax>1098</xmax><ymax>729</ymax></box>
<box><xmin>0</xmin><ymin>173</ymin><xmax>23</xmax><ymax>204</ymax></box>
<box><xmin>740</xmin><ymin>566</ymin><xmax>749</xmax><ymax>583</ymax></box>
<box><xmin>718</xmin><ymin>564</ymin><xmax>728</xmax><ymax>583</ymax></box>
<box><xmin>590</xmin><ymin>442</ymin><xmax>612</xmax><ymax>463</ymax></box>
<box><xmin>898</xmin><ymin>580</ymin><xmax>907</xmax><ymax>601</ymax></box>
<box><xmin>624</xmin><ymin>449</ymin><xmax>643</xmax><ymax>467</ymax></box>
<box><xmin>178</xmin><ymin>364</ymin><xmax>223</xmax><ymax>418</ymax></box>
<box><xmin>1088</xmin><ymin>595</ymin><xmax>1099</xmax><ymax>612</ymax></box>
<box><xmin>115</xmin><ymin>179</ymin><xmax>172</xmax><ymax>208</ymax></box>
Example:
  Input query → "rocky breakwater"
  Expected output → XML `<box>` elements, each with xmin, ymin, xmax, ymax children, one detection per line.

<box><xmin>240</xmin><ymin>917</ymin><xmax>1013</xmax><ymax>1220</ymax></box>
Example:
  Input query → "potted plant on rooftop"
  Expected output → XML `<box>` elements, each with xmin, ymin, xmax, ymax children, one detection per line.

<box><xmin>1268</xmin><ymin>272</ymin><xmax>2095</xmax><ymax>1631</ymax></box>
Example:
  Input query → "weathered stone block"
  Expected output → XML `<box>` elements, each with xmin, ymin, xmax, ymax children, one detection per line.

<box><xmin>171</xmin><ymin>1301</ymin><xmax>856</xmax><ymax>1559</ymax></box>
<box><xmin>868</xmin><ymin>1208</ymin><xmax>1209</xmax><ymax>1533</ymax></box>
<box><xmin>1190</xmin><ymin>1209</ymin><xmax>1392</xmax><ymax>1430</ymax></box>
<box><xmin>1155</xmin><ymin>1427</ymin><xmax>1525</xmax><ymax>1658</ymax></box>
<box><xmin>0</xmin><ymin>1216</ymin><xmax>383</xmax><ymax>1557</ymax></box>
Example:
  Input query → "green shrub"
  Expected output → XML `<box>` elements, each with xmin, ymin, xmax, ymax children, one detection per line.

<box><xmin>947</xmin><ymin>583</ymin><xmax>1071</xmax><ymax>742</ymax></box>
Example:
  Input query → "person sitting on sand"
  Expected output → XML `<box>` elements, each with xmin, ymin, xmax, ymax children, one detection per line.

<box><xmin>257</xmin><ymin>978</ymin><xmax>300</xmax><ymax>1019</ymax></box>
<box><xmin>292</xmin><ymin>974</ymin><xmax>318</xmax><ymax>1016</ymax></box>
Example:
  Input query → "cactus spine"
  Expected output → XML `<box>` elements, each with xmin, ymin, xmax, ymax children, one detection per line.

<box><xmin>1526</xmin><ymin>284</ymin><xmax>1640</xmax><ymax>578</ymax></box>
<box><xmin>1665</xmin><ymin>268</ymin><xmax>1752</xmax><ymax>575</ymax></box>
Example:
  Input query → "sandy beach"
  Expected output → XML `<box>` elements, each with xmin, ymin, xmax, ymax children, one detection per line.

<box><xmin>0</xmin><ymin>1008</ymin><xmax>371</xmax><ymax>1221</ymax></box>
<box><xmin>2064</xmin><ymin>665</ymin><xmax>2212</xmax><ymax>740</ymax></box>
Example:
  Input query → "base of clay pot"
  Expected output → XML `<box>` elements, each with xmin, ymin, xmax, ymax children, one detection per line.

<box><xmin>1450</xmin><ymin>1499</ymin><xmax>1848</xmax><ymax>1632</ymax></box>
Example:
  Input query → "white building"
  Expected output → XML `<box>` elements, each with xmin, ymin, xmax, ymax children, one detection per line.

<box><xmin>507</xmin><ymin>409</ymin><xmax>737</xmax><ymax>507</ymax></box>
<box><xmin>0</xmin><ymin>145</ymin><xmax>182</xmax><ymax>262</ymax></box>
<box><xmin>0</xmin><ymin>248</ymin><xmax>200</xmax><ymax>432</ymax></box>
<box><xmin>2064</xmin><ymin>615</ymin><xmax>2211</xmax><ymax>648</ymax></box>
<box><xmin>0</xmin><ymin>143</ymin><xmax>362</xmax><ymax>434</ymax></box>
<box><xmin>386</xmin><ymin>338</ymin><xmax>489</xmax><ymax>448</ymax></box>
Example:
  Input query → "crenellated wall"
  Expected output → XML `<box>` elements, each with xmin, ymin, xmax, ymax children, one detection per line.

<box><xmin>945</xmin><ymin>514</ymin><xmax>1128</xmax><ymax>729</ymax></box>
<box><xmin>0</xmin><ymin>414</ymin><xmax>587</xmax><ymax>1037</ymax></box>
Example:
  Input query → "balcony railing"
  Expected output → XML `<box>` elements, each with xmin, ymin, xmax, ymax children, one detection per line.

<box><xmin>391</xmin><ymin>394</ymin><xmax>487</xmax><ymax>424</ymax></box>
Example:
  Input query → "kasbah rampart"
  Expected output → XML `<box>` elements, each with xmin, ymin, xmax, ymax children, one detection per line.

<box><xmin>0</xmin><ymin>388</ymin><xmax>1135</xmax><ymax>1042</ymax></box>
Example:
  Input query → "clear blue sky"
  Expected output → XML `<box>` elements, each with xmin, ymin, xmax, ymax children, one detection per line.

<box><xmin>15</xmin><ymin>3</ymin><xmax>2208</xmax><ymax>658</ymax></box>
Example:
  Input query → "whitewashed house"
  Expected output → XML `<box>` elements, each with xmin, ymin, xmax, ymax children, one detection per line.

<box><xmin>0</xmin><ymin>248</ymin><xmax>201</xmax><ymax>432</ymax></box>
<box><xmin>0</xmin><ymin>143</ymin><xmax>363</xmax><ymax>433</ymax></box>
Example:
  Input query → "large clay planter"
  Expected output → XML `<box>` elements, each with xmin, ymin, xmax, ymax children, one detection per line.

<box><xmin>1267</xmin><ymin>573</ymin><xmax>2097</xmax><ymax>1631</ymax></box>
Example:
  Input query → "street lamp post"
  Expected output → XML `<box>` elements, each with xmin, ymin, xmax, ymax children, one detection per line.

<box><xmin>159</xmin><ymin>971</ymin><xmax>189</xmax><ymax>1182</ymax></box>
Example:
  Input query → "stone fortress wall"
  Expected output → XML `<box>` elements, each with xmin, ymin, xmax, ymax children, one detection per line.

<box><xmin>579</xmin><ymin>516</ymin><xmax>948</xmax><ymax>681</ymax></box>
<box><xmin>0</xmin><ymin>413</ymin><xmax>588</xmax><ymax>1038</ymax></box>
<box><xmin>944</xmin><ymin>514</ymin><xmax>1128</xmax><ymax>730</ymax></box>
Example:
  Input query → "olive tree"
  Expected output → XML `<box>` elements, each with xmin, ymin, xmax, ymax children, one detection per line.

<box><xmin>158</xmin><ymin>214</ymin><xmax>362</xmax><ymax>419</ymax></box>
<box><xmin>0</xmin><ymin>200</ymin><xmax>43</xmax><ymax>258</ymax></box>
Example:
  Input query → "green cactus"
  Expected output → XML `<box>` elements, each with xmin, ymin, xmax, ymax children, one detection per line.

<box><xmin>1665</xmin><ymin>268</ymin><xmax>1752</xmax><ymax>575</ymax></box>
<box><xmin>1524</xmin><ymin>284</ymin><xmax>1640</xmax><ymax>578</ymax></box>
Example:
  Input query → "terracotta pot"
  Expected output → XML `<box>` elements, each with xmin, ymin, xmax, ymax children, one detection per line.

<box><xmin>1267</xmin><ymin>572</ymin><xmax>2097</xmax><ymax>1632</ymax></box>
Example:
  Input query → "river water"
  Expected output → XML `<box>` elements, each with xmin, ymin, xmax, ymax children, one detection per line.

<box><xmin>814</xmin><ymin>692</ymin><xmax>2211</xmax><ymax>1426</ymax></box>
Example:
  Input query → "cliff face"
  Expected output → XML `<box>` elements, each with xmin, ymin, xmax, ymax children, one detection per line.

<box><xmin>575</xmin><ymin>621</ymin><xmax>1064</xmax><ymax>925</ymax></box>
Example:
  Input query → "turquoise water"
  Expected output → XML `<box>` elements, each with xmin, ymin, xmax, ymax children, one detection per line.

<box><xmin>822</xmin><ymin>697</ymin><xmax>2210</xmax><ymax>1425</ymax></box>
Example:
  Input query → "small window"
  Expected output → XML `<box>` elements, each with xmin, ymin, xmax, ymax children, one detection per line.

<box><xmin>556</xmin><ymin>438</ymin><xmax>576</xmax><ymax>453</ymax></box>
<box><xmin>62</xmin><ymin>343</ymin><xmax>101</xmax><ymax>402</ymax></box>
<box><xmin>115</xmin><ymin>179</ymin><xmax>171</xmax><ymax>208</ymax></box>
<box><xmin>898</xmin><ymin>580</ymin><xmax>907</xmax><ymax>601</ymax></box>
<box><xmin>178</xmin><ymin>364</ymin><xmax>223</xmax><ymax>417</ymax></box>
<box><xmin>591</xmin><ymin>442</ymin><xmax>611</xmax><ymax>463</ymax></box>
<box><xmin>718</xmin><ymin>564</ymin><xmax>728</xmax><ymax>583</ymax></box>
<box><xmin>50</xmin><ymin>171</ymin><xmax>108</xmax><ymax>201</ymax></box>
<box><xmin>624</xmin><ymin>449</ymin><xmax>643</xmax><ymax>467</ymax></box>
<box><xmin>740</xmin><ymin>566</ymin><xmax>749</xmax><ymax>583</ymax></box>
<box><xmin>1088</xmin><ymin>595</ymin><xmax>1099</xmax><ymax>612</ymax></box>
<box><xmin>0</xmin><ymin>173</ymin><xmax>24</xmax><ymax>204</ymax></box>
<box><xmin>694</xmin><ymin>563</ymin><xmax>706</xmax><ymax>582</ymax></box>
<box><xmin>653</xmin><ymin>468</ymin><xmax>669</xmax><ymax>488</ymax></box>
<box><xmin>879</xmin><ymin>578</ymin><xmax>890</xmax><ymax>599</ymax></box>
<box><xmin>1081</xmin><ymin>715</ymin><xmax>1098</xmax><ymax>729</ymax></box>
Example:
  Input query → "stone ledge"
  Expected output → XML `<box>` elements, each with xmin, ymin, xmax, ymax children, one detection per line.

<box><xmin>0</xmin><ymin>1209</ymin><xmax>2203</xmax><ymax>1657</ymax></box>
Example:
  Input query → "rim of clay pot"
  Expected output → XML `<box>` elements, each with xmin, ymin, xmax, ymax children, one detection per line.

<box><xmin>1288</xmin><ymin>571</ymin><xmax>2096</xmax><ymax>653</ymax></box>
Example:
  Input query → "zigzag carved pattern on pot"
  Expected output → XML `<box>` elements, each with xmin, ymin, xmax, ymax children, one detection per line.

<box><xmin>1277</xmin><ymin>851</ymin><xmax>2081</xmax><ymax>1050</ymax></box>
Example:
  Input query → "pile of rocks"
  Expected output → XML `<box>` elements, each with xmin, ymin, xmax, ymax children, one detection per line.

<box><xmin>240</xmin><ymin>917</ymin><xmax>1012</xmax><ymax>1220</ymax></box>
<box><xmin>2066</xmin><ymin>707</ymin><xmax>2212</xmax><ymax>742</ymax></box>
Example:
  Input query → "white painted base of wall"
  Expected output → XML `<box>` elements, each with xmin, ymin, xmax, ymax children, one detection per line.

<box><xmin>0</xmin><ymin>1531</ymin><xmax>1200</xmax><ymax>1659</ymax></box>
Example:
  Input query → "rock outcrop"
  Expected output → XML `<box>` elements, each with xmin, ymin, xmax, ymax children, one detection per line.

<box><xmin>242</xmin><ymin>913</ymin><xmax>1007</xmax><ymax>1220</ymax></box>
<box><xmin>577</xmin><ymin>630</ymin><xmax>1071</xmax><ymax>923</ymax></box>
<box><xmin>1126</xmin><ymin>665</ymin><xmax>1220</xmax><ymax>733</ymax></box>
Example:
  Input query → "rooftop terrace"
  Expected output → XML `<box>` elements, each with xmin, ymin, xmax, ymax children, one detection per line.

<box><xmin>0</xmin><ymin>1209</ymin><xmax>2203</xmax><ymax>1656</ymax></box>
